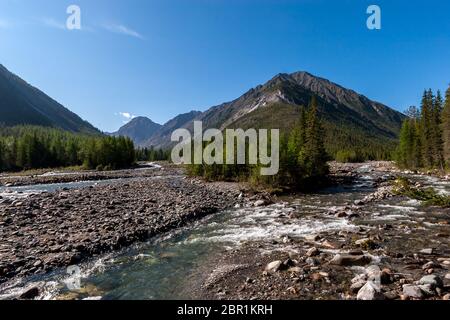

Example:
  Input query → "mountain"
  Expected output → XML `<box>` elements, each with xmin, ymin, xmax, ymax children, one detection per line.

<box><xmin>144</xmin><ymin>71</ymin><xmax>405</xmax><ymax>156</ymax></box>
<box><xmin>0</xmin><ymin>64</ymin><xmax>99</xmax><ymax>134</ymax></box>
<box><xmin>111</xmin><ymin>116</ymin><xmax>162</xmax><ymax>146</ymax></box>
<box><xmin>145</xmin><ymin>111</ymin><xmax>202</xmax><ymax>147</ymax></box>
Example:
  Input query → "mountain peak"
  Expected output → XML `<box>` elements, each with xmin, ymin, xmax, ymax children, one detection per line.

<box><xmin>112</xmin><ymin>116</ymin><xmax>162</xmax><ymax>146</ymax></box>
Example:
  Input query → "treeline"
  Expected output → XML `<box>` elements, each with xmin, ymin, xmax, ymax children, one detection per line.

<box><xmin>136</xmin><ymin>147</ymin><xmax>170</xmax><ymax>162</ymax></box>
<box><xmin>396</xmin><ymin>86</ymin><xmax>450</xmax><ymax>170</ymax></box>
<box><xmin>0</xmin><ymin>126</ymin><xmax>135</xmax><ymax>171</ymax></box>
<box><xmin>188</xmin><ymin>97</ymin><xmax>329</xmax><ymax>190</ymax></box>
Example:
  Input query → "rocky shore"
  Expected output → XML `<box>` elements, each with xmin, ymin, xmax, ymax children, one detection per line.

<box><xmin>0</xmin><ymin>163</ymin><xmax>182</xmax><ymax>187</ymax></box>
<box><xmin>193</xmin><ymin>164</ymin><xmax>450</xmax><ymax>301</ymax></box>
<box><xmin>0</xmin><ymin>173</ymin><xmax>241</xmax><ymax>288</ymax></box>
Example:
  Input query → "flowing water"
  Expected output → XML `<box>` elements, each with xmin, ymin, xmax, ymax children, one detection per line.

<box><xmin>0</xmin><ymin>166</ymin><xmax>448</xmax><ymax>300</ymax></box>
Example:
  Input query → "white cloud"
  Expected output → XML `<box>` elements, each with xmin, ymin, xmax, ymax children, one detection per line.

<box><xmin>42</xmin><ymin>18</ymin><xmax>66</xmax><ymax>30</ymax></box>
<box><xmin>117</xmin><ymin>112</ymin><xmax>136</xmax><ymax>123</ymax></box>
<box><xmin>103</xmin><ymin>24</ymin><xmax>144</xmax><ymax>39</ymax></box>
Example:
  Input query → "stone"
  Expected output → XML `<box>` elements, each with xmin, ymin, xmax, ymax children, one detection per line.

<box><xmin>19</xmin><ymin>286</ymin><xmax>40</xmax><ymax>299</ymax></box>
<box><xmin>329</xmin><ymin>254</ymin><xmax>371</xmax><ymax>266</ymax></box>
<box><xmin>351</xmin><ymin>274</ymin><xmax>367</xmax><ymax>284</ymax></box>
<box><xmin>418</xmin><ymin>284</ymin><xmax>435</xmax><ymax>296</ymax></box>
<box><xmin>420</xmin><ymin>248</ymin><xmax>434</xmax><ymax>255</ymax></box>
<box><xmin>351</xmin><ymin>280</ymin><xmax>366</xmax><ymax>293</ymax></box>
<box><xmin>253</xmin><ymin>200</ymin><xmax>266</xmax><ymax>207</ymax></box>
<box><xmin>265</xmin><ymin>260</ymin><xmax>282</xmax><ymax>273</ymax></box>
<box><xmin>305</xmin><ymin>234</ymin><xmax>321</xmax><ymax>242</ymax></box>
<box><xmin>287</xmin><ymin>267</ymin><xmax>303</xmax><ymax>274</ymax></box>
<box><xmin>305</xmin><ymin>257</ymin><xmax>319</xmax><ymax>266</ymax></box>
<box><xmin>445</xmin><ymin>273</ymin><xmax>450</xmax><ymax>280</ymax></box>
<box><xmin>422</xmin><ymin>261</ymin><xmax>441</xmax><ymax>270</ymax></box>
<box><xmin>306</xmin><ymin>247</ymin><xmax>320</xmax><ymax>257</ymax></box>
<box><xmin>355</xmin><ymin>238</ymin><xmax>378</xmax><ymax>249</ymax></box>
<box><xmin>402</xmin><ymin>284</ymin><xmax>424</xmax><ymax>299</ymax></box>
<box><xmin>356</xmin><ymin>281</ymin><xmax>385</xmax><ymax>300</ymax></box>
<box><xmin>418</xmin><ymin>274</ymin><xmax>443</xmax><ymax>289</ymax></box>
<box><xmin>384</xmin><ymin>291</ymin><xmax>399</xmax><ymax>300</ymax></box>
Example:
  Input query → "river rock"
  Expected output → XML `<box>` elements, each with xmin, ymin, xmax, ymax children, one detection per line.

<box><xmin>253</xmin><ymin>200</ymin><xmax>266</xmax><ymax>207</ymax></box>
<box><xmin>402</xmin><ymin>284</ymin><xmax>424</xmax><ymax>299</ymax></box>
<box><xmin>19</xmin><ymin>285</ymin><xmax>40</xmax><ymax>299</ymax></box>
<box><xmin>418</xmin><ymin>284</ymin><xmax>435</xmax><ymax>296</ymax></box>
<box><xmin>420</xmin><ymin>248</ymin><xmax>434</xmax><ymax>255</ymax></box>
<box><xmin>351</xmin><ymin>280</ymin><xmax>367</xmax><ymax>293</ymax></box>
<box><xmin>306</xmin><ymin>247</ymin><xmax>320</xmax><ymax>257</ymax></box>
<box><xmin>422</xmin><ymin>261</ymin><xmax>441</xmax><ymax>270</ymax></box>
<box><xmin>356</xmin><ymin>281</ymin><xmax>384</xmax><ymax>300</ymax></box>
<box><xmin>329</xmin><ymin>254</ymin><xmax>371</xmax><ymax>266</ymax></box>
<box><xmin>265</xmin><ymin>261</ymin><xmax>282</xmax><ymax>273</ymax></box>
<box><xmin>418</xmin><ymin>275</ymin><xmax>443</xmax><ymax>289</ymax></box>
<box><xmin>355</xmin><ymin>238</ymin><xmax>377</xmax><ymax>249</ymax></box>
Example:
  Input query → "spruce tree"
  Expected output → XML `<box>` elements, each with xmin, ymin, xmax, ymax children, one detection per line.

<box><xmin>443</xmin><ymin>85</ymin><xmax>450</xmax><ymax>167</ymax></box>
<box><xmin>298</xmin><ymin>96</ymin><xmax>329</xmax><ymax>184</ymax></box>
<box><xmin>432</xmin><ymin>91</ymin><xmax>445</xmax><ymax>169</ymax></box>
<box><xmin>420</xmin><ymin>90</ymin><xmax>434</xmax><ymax>167</ymax></box>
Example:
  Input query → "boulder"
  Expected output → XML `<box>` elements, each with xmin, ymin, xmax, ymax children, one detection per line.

<box><xmin>356</xmin><ymin>281</ymin><xmax>385</xmax><ymax>300</ymax></box>
<box><xmin>329</xmin><ymin>254</ymin><xmax>371</xmax><ymax>266</ymax></box>
<box><xmin>418</xmin><ymin>274</ymin><xmax>443</xmax><ymax>289</ymax></box>
<box><xmin>402</xmin><ymin>284</ymin><xmax>424</xmax><ymax>299</ymax></box>
<box><xmin>265</xmin><ymin>260</ymin><xmax>282</xmax><ymax>273</ymax></box>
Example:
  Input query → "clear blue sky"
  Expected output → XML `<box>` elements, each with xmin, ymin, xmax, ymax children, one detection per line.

<box><xmin>0</xmin><ymin>0</ymin><xmax>449</xmax><ymax>132</ymax></box>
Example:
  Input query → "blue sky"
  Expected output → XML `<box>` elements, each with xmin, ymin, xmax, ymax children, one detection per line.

<box><xmin>0</xmin><ymin>0</ymin><xmax>449</xmax><ymax>132</ymax></box>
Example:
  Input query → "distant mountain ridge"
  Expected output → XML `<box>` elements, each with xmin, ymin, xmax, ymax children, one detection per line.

<box><xmin>126</xmin><ymin>71</ymin><xmax>405</xmax><ymax>152</ymax></box>
<box><xmin>110</xmin><ymin>117</ymin><xmax>162</xmax><ymax>145</ymax></box>
<box><xmin>0</xmin><ymin>64</ymin><xmax>99</xmax><ymax>134</ymax></box>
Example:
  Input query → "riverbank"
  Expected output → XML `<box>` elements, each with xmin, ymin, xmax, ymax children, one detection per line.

<box><xmin>0</xmin><ymin>162</ymin><xmax>180</xmax><ymax>187</ymax></box>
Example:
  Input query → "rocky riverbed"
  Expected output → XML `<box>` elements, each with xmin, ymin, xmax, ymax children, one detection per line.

<box><xmin>0</xmin><ymin>169</ymin><xmax>243</xmax><ymax>290</ymax></box>
<box><xmin>191</xmin><ymin>163</ymin><xmax>450</xmax><ymax>301</ymax></box>
<box><xmin>0</xmin><ymin>162</ymin><xmax>181</xmax><ymax>187</ymax></box>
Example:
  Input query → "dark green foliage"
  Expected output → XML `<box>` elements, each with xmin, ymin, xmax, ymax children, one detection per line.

<box><xmin>443</xmin><ymin>85</ymin><xmax>450</xmax><ymax>167</ymax></box>
<box><xmin>188</xmin><ymin>97</ymin><xmax>329</xmax><ymax>190</ymax></box>
<box><xmin>0</xmin><ymin>126</ymin><xmax>135</xmax><ymax>171</ymax></box>
<box><xmin>396</xmin><ymin>89</ymin><xmax>446</xmax><ymax>170</ymax></box>
<box><xmin>135</xmin><ymin>147</ymin><xmax>170</xmax><ymax>162</ymax></box>
<box><xmin>228</xmin><ymin>103</ymin><xmax>397</xmax><ymax>162</ymax></box>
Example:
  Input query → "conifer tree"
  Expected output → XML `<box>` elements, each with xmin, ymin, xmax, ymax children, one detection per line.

<box><xmin>432</xmin><ymin>91</ymin><xmax>445</xmax><ymax>169</ymax></box>
<box><xmin>298</xmin><ymin>96</ymin><xmax>329</xmax><ymax>182</ymax></box>
<box><xmin>443</xmin><ymin>85</ymin><xmax>450</xmax><ymax>167</ymax></box>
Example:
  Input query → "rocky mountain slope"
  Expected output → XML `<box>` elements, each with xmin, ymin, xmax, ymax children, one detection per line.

<box><xmin>0</xmin><ymin>64</ymin><xmax>99</xmax><ymax>134</ymax></box>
